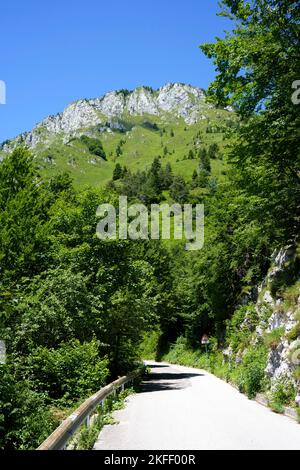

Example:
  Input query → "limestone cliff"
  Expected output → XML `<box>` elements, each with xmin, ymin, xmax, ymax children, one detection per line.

<box><xmin>1</xmin><ymin>83</ymin><xmax>215</xmax><ymax>152</ymax></box>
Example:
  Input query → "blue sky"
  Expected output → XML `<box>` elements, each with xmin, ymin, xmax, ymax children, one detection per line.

<box><xmin>0</xmin><ymin>0</ymin><xmax>231</xmax><ymax>142</ymax></box>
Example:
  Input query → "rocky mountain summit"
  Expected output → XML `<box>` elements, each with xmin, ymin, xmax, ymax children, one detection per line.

<box><xmin>1</xmin><ymin>83</ymin><xmax>214</xmax><ymax>152</ymax></box>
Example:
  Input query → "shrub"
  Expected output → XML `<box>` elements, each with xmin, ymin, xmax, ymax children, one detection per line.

<box><xmin>80</xmin><ymin>135</ymin><xmax>106</xmax><ymax>160</ymax></box>
<box><xmin>139</xmin><ymin>330</ymin><xmax>161</xmax><ymax>360</ymax></box>
<box><xmin>269</xmin><ymin>400</ymin><xmax>284</xmax><ymax>414</ymax></box>
<box><xmin>282</xmin><ymin>282</ymin><xmax>300</xmax><ymax>310</ymax></box>
<box><xmin>287</xmin><ymin>318</ymin><xmax>300</xmax><ymax>342</ymax></box>
<box><xmin>0</xmin><ymin>365</ymin><xmax>57</xmax><ymax>450</ymax></box>
<box><xmin>162</xmin><ymin>337</ymin><xmax>268</xmax><ymax>400</ymax></box>
<box><xmin>26</xmin><ymin>339</ymin><xmax>109</xmax><ymax>403</ymax></box>
<box><xmin>226</xmin><ymin>304</ymin><xmax>258</xmax><ymax>352</ymax></box>
<box><xmin>233</xmin><ymin>345</ymin><xmax>268</xmax><ymax>398</ymax></box>
<box><xmin>270</xmin><ymin>376</ymin><xmax>296</xmax><ymax>407</ymax></box>
<box><xmin>263</xmin><ymin>327</ymin><xmax>285</xmax><ymax>349</ymax></box>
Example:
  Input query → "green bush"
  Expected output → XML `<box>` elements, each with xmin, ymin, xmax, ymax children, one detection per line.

<box><xmin>139</xmin><ymin>329</ymin><xmax>161</xmax><ymax>360</ymax></box>
<box><xmin>26</xmin><ymin>339</ymin><xmax>109</xmax><ymax>403</ymax></box>
<box><xmin>270</xmin><ymin>376</ymin><xmax>296</xmax><ymax>407</ymax></box>
<box><xmin>231</xmin><ymin>345</ymin><xmax>268</xmax><ymax>399</ymax></box>
<box><xmin>287</xmin><ymin>321</ymin><xmax>300</xmax><ymax>342</ymax></box>
<box><xmin>263</xmin><ymin>327</ymin><xmax>285</xmax><ymax>349</ymax></box>
<box><xmin>80</xmin><ymin>135</ymin><xmax>107</xmax><ymax>160</ymax></box>
<box><xmin>269</xmin><ymin>400</ymin><xmax>284</xmax><ymax>414</ymax></box>
<box><xmin>226</xmin><ymin>304</ymin><xmax>259</xmax><ymax>352</ymax></box>
<box><xmin>0</xmin><ymin>365</ymin><xmax>57</xmax><ymax>450</ymax></box>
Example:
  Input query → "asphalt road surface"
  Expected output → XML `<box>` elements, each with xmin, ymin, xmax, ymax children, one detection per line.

<box><xmin>93</xmin><ymin>361</ymin><xmax>300</xmax><ymax>450</ymax></box>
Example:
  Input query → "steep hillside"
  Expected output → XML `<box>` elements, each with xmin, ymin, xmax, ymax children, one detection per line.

<box><xmin>0</xmin><ymin>83</ymin><xmax>235</xmax><ymax>187</ymax></box>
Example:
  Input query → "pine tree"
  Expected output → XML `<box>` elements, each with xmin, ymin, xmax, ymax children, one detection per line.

<box><xmin>208</xmin><ymin>143</ymin><xmax>219</xmax><ymax>159</ymax></box>
<box><xmin>199</xmin><ymin>148</ymin><xmax>211</xmax><ymax>172</ymax></box>
<box><xmin>113</xmin><ymin>163</ymin><xmax>123</xmax><ymax>181</ymax></box>
<box><xmin>162</xmin><ymin>162</ymin><xmax>174</xmax><ymax>189</ymax></box>
<box><xmin>169</xmin><ymin>176</ymin><xmax>189</xmax><ymax>203</ymax></box>
<box><xmin>198</xmin><ymin>169</ymin><xmax>209</xmax><ymax>188</ymax></box>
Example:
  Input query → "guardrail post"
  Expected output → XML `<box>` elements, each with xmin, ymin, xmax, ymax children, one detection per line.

<box><xmin>86</xmin><ymin>414</ymin><xmax>91</xmax><ymax>428</ymax></box>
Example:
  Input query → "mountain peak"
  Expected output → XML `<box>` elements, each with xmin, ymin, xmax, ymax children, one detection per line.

<box><xmin>1</xmin><ymin>83</ymin><xmax>213</xmax><ymax>151</ymax></box>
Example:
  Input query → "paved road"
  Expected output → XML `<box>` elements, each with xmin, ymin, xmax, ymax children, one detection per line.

<box><xmin>94</xmin><ymin>361</ymin><xmax>300</xmax><ymax>450</ymax></box>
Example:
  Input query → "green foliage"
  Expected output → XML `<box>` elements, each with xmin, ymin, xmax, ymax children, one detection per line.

<box><xmin>282</xmin><ymin>282</ymin><xmax>300</xmax><ymax>310</ymax></box>
<box><xmin>269</xmin><ymin>376</ymin><xmax>296</xmax><ymax>408</ymax></box>
<box><xmin>139</xmin><ymin>330</ymin><xmax>161</xmax><ymax>361</ymax></box>
<box><xmin>188</xmin><ymin>149</ymin><xmax>195</xmax><ymax>160</ymax></box>
<box><xmin>163</xmin><ymin>337</ymin><xmax>268</xmax><ymax>400</ymax></box>
<box><xmin>115</xmin><ymin>140</ymin><xmax>125</xmax><ymax>157</ymax></box>
<box><xmin>2</xmin><ymin>107</ymin><xmax>228</xmax><ymax>189</ymax></box>
<box><xmin>208</xmin><ymin>143</ymin><xmax>219</xmax><ymax>159</ymax></box>
<box><xmin>0</xmin><ymin>365</ymin><xmax>57</xmax><ymax>450</ymax></box>
<box><xmin>142</xmin><ymin>121</ymin><xmax>159</xmax><ymax>131</ymax></box>
<box><xmin>263</xmin><ymin>327</ymin><xmax>285</xmax><ymax>350</ymax></box>
<box><xmin>269</xmin><ymin>401</ymin><xmax>284</xmax><ymax>414</ymax></box>
<box><xmin>198</xmin><ymin>147</ymin><xmax>211</xmax><ymax>172</ymax></box>
<box><xmin>287</xmin><ymin>322</ymin><xmax>300</xmax><ymax>342</ymax></box>
<box><xmin>11</xmin><ymin>267</ymin><xmax>101</xmax><ymax>350</ymax></box>
<box><xmin>116</xmin><ymin>89</ymin><xmax>131</xmax><ymax>97</ymax></box>
<box><xmin>226</xmin><ymin>304</ymin><xmax>258</xmax><ymax>352</ymax></box>
<box><xmin>233</xmin><ymin>344</ymin><xmax>268</xmax><ymax>398</ymax></box>
<box><xmin>120</xmin><ymin>158</ymin><xmax>175</xmax><ymax>203</ymax></box>
<box><xmin>80</xmin><ymin>135</ymin><xmax>107</xmax><ymax>160</ymax></box>
<box><xmin>169</xmin><ymin>176</ymin><xmax>189</xmax><ymax>203</ymax></box>
<box><xmin>0</xmin><ymin>153</ymin><xmax>167</xmax><ymax>448</ymax></box>
<box><xmin>200</xmin><ymin>0</ymin><xmax>300</xmax><ymax>243</ymax></box>
<box><xmin>1</xmin><ymin>0</ymin><xmax>300</xmax><ymax>450</ymax></box>
<box><xmin>26</xmin><ymin>339</ymin><xmax>109</xmax><ymax>403</ymax></box>
<box><xmin>270</xmin><ymin>260</ymin><xmax>300</xmax><ymax>297</ymax></box>
<box><xmin>0</xmin><ymin>148</ymin><xmax>52</xmax><ymax>282</ymax></box>
<box><xmin>113</xmin><ymin>163</ymin><xmax>123</xmax><ymax>180</ymax></box>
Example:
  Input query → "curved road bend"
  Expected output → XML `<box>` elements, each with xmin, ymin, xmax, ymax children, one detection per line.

<box><xmin>93</xmin><ymin>361</ymin><xmax>300</xmax><ymax>450</ymax></box>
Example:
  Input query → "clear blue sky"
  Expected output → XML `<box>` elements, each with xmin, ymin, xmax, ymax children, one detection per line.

<box><xmin>0</xmin><ymin>0</ymin><xmax>231</xmax><ymax>142</ymax></box>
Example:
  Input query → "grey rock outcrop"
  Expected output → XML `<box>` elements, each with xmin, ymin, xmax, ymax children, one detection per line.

<box><xmin>1</xmin><ymin>83</ymin><xmax>220</xmax><ymax>151</ymax></box>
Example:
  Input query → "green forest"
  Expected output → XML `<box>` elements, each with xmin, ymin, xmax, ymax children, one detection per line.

<box><xmin>0</xmin><ymin>0</ymin><xmax>299</xmax><ymax>449</ymax></box>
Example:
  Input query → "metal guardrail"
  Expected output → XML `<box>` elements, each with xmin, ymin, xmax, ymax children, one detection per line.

<box><xmin>37</xmin><ymin>370</ymin><xmax>141</xmax><ymax>450</ymax></box>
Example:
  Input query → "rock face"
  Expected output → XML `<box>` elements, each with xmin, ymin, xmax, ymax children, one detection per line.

<box><xmin>255</xmin><ymin>245</ymin><xmax>300</xmax><ymax>398</ymax></box>
<box><xmin>228</xmin><ymin>244</ymin><xmax>300</xmax><ymax>404</ymax></box>
<box><xmin>1</xmin><ymin>83</ymin><xmax>218</xmax><ymax>151</ymax></box>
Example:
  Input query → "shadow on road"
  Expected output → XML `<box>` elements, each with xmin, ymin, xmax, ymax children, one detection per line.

<box><xmin>140</xmin><ymin>369</ymin><xmax>203</xmax><ymax>393</ymax></box>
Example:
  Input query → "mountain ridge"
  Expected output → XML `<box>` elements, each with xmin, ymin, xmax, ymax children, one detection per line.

<box><xmin>0</xmin><ymin>83</ymin><xmax>230</xmax><ymax>152</ymax></box>
<box><xmin>0</xmin><ymin>82</ymin><xmax>234</xmax><ymax>188</ymax></box>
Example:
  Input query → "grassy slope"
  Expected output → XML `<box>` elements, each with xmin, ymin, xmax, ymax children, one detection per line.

<box><xmin>29</xmin><ymin>108</ymin><xmax>233</xmax><ymax>188</ymax></box>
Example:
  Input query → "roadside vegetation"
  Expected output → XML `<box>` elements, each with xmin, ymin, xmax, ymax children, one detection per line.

<box><xmin>1</xmin><ymin>0</ymin><xmax>299</xmax><ymax>449</ymax></box>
